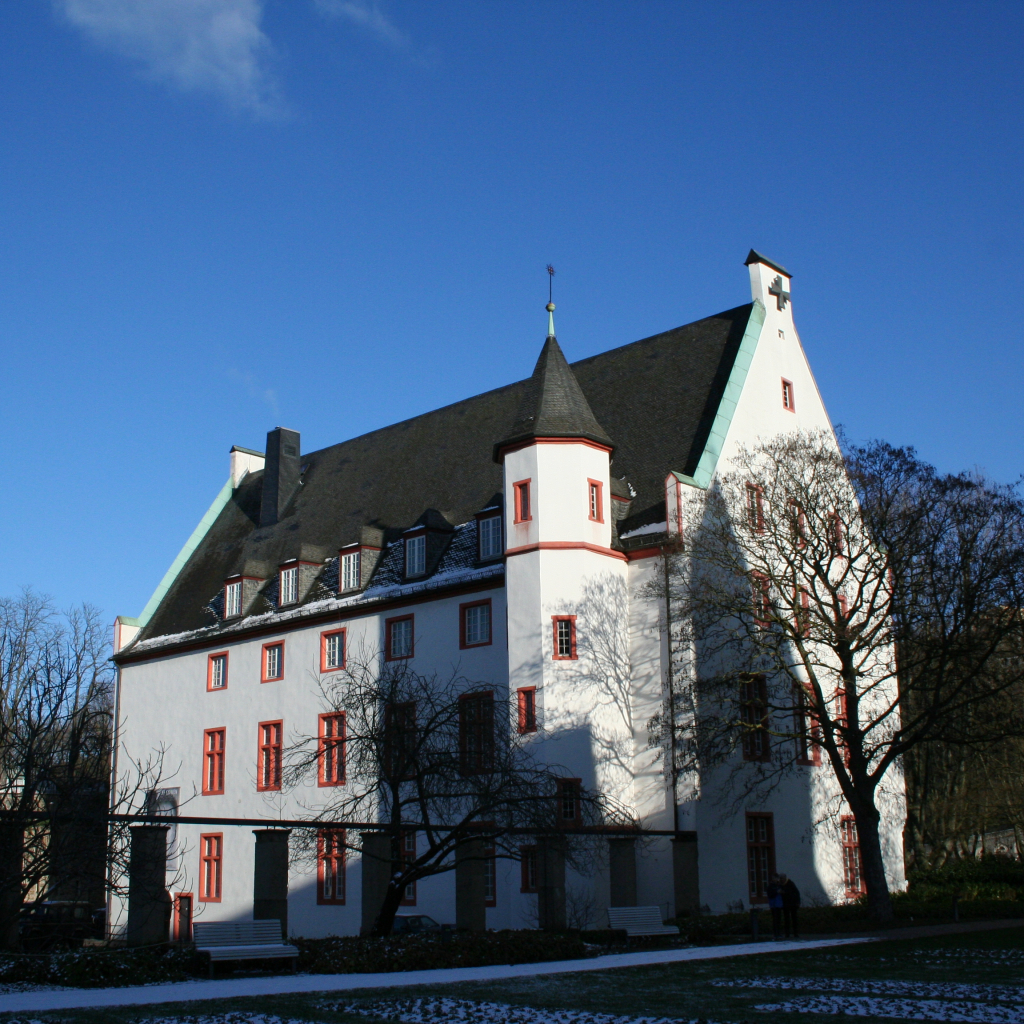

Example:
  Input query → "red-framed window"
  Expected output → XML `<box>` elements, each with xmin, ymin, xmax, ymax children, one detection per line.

<box><xmin>459</xmin><ymin>691</ymin><xmax>495</xmax><ymax>773</ymax></box>
<box><xmin>484</xmin><ymin>837</ymin><xmax>497</xmax><ymax>907</ymax></box>
<box><xmin>587</xmin><ymin>479</ymin><xmax>604</xmax><ymax>523</ymax></box>
<box><xmin>795</xmin><ymin>586</ymin><xmax>811</xmax><ymax>637</ymax></box>
<box><xmin>199</xmin><ymin>833</ymin><xmax>222</xmax><ymax>902</ymax></box>
<box><xmin>835</xmin><ymin>686</ymin><xmax>851</xmax><ymax>767</ymax></box>
<box><xmin>781</xmin><ymin>378</ymin><xmax>795</xmax><ymax>411</ymax></box>
<box><xmin>257</xmin><ymin>720</ymin><xmax>282</xmax><ymax>792</ymax></box>
<box><xmin>319</xmin><ymin>712</ymin><xmax>346</xmax><ymax>786</ymax></box>
<box><xmin>262</xmin><ymin>641</ymin><xmax>284</xmax><ymax>683</ymax></box>
<box><xmin>321</xmin><ymin>628</ymin><xmax>346</xmax><ymax>673</ymax></box>
<box><xmin>395</xmin><ymin>830</ymin><xmax>417</xmax><ymax>905</ymax></box>
<box><xmin>340</xmin><ymin>549</ymin><xmax>361</xmax><ymax>591</ymax></box>
<box><xmin>840</xmin><ymin>817</ymin><xmax>866</xmax><ymax>897</ymax></box>
<box><xmin>829</xmin><ymin>513</ymin><xmax>845</xmax><ymax>555</ymax></box>
<box><xmin>513</xmin><ymin>479</ymin><xmax>532</xmax><ymax>523</ymax></box>
<box><xmin>746</xmin><ymin>813</ymin><xmax>775</xmax><ymax>903</ymax></box>
<box><xmin>520</xmin><ymin>845</ymin><xmax>538</xmax><ymax>893</ymax></box>
<box><xmin>405</xmin><ymin>532</ymin><xmax>426</xmax><ymax>577</ymax></box>
<box><xmin>788</xmin><ymin>499</ymin><xmax>807</xmax><ymax>548</ymax></box>
<box><xmin>794</xmin><ymin>683</ymin><xmax>822</xmax><ymax>766</ymax></box>
<box><xmin>478</xmin><ymin>513</ymin><xmax>503</xmax><ymax>559</ymax></box>
<box><xmin>517</xmin><ymin>687</ymin><xmax>537</xmax><ymax>734</ymax></box>
<box><xmin>557</xmin><ymin>778</ymin><xmax>582</xmax><ymax>826</ymax></box>
<box><xmin>384</xmin><ymin>701</ymin><xmax>417</xmax><ymax>780</ymax></box>
<box><xmin>460</xmin><ymin>599</ymin><xmax>492</xmax><ymax>648</ymax></box>
<box><xmin>207</xmin><ymin>652</ymin><xmax>229</xmax><ymax>692</ymax></box>
<box><xmin>202</xmin><ymin>728</ymin><xmax>226</xmax><ymax>795</ymax></box>
<box><xmin>173</xmin><ymin>893</ymin><xmax>193</xmax><ymax>941</ymax></box>
<box><xmin>224</xmin><ymin>579</ymin><xmax>242</xmax><ymax>618</ymax></box>
<box><xmin>279</xmin><ymin>564</ymin><xmax>299</xmax><ymax>605</ymax></box>
<box><xmin>386</xmin><ymin>614</ymin><xmax>414</xmax><ymax>660</ymax></box>
<box><xmin>740</xmin><ymin>675</ymin><xmax>770</xmax><ymax>762</ymax></box>
<box><xmin>751</xmin><ymin>572</ymin><xmax>772</xmax><ymax>627</ymax></box>
<box><xmin>552</xmin><ymin>615</ymin><xmax>577</xmax><ymax>660</ymax></box>
<box><xmin>317</xmin><ymin>830</ymin><xmax>346</xmax><ymax>904</ymax></box>
<box><xmin>745</xmin><ymin>484</ymin><xmax>765</xmax><ymax>533</ymax></box>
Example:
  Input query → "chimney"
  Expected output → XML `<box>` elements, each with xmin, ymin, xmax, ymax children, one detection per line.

<box><xmin>259</xmin><ymin>427</ymin><xmax>301</xmax><ymax>528</ymax></box>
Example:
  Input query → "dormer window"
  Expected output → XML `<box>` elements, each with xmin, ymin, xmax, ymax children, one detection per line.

<box><xmin>478</xmin><ymin>515</ymin><xmax>503</xmax><ymax>559</ymax></box>
<box><xmin>279</xmin><ymin>566</ymin><xmax>298</xmax><ymax>606</ymax></box>
<box><xmin>341</xmin><ymin>550</ymin><xmax>361</xmax><ymax>591</ymax></box>
<box><xmin>405</xmin><ymin>534</ymin><xmax>426</xmax><ymax>577</ymax></box>
<box><xmin>224</xmin><ymin>581</ymin><xmax>242</xmax><ymax>618</ymax></box>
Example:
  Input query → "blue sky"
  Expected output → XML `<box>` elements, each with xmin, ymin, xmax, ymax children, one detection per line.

<box><xmin>1</xmin><ymin>0</ymin><xmax>1022</xmax><ymax>623</ymax></box>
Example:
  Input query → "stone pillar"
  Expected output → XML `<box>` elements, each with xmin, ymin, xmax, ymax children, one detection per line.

<box><xmin>536</xmin><ymin>837</ymin><xmax>566</xmax><ymax>931</ymax></box>
<box><xmin>253</xmin><ymin>829</ymin><xmax>290</xmax><ymax>937</ymax></box>
<box><xmin>127</xmin><ymin>825</ymin><xmax>171</xmax><ymax>947</ymax></box>
<box><xmin>672</xmin><ymin>832</ymin><xmax>700</xmax><ymax>917</ymax></box>
<box><xmin>360</xmin><ymin>832</ymin><xmax>392</xmax><ymax>935</ymax></box>
<box><xmin>608</xmin><ymin>838</ymin><xmax>637</xmax><ymax>907</ymax></box>
<box><xmin>455</xmin><ymin>839</ymin><xmax>487</xmax><ymax>932</ymax></box>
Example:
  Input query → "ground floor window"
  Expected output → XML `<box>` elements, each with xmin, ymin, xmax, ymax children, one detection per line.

<box><xmin>520</xmin><ymin>846</ymin><xmax>538</xmax><ymax>893</ymax></box>
<box><xmin>317</xmin><ymin>830</ymin><xmax>346</xmax><ymax>904</ymax></box>
<box><xmin>199</xmin><ymin>833</ymin><xmax>222</xmax><ymax>902</ymax></box>
<box><xmin>840</xmin><ymin>816</ymin><xmax>866</xmax><ymax>897</ymax></box>
<box><xmin>745</xmin><ymin>813</ymin><xmax>775</xmax><ymax>903</ymax></box>
<box><xmin>394</xmin><ymin>830</ymin><xmax>417</xmax><ymax>905</ymax></box>
<box><xmin>484</xmin><ymin>838</ymin><xmax>496</xmax><ymax>907</ymax></box>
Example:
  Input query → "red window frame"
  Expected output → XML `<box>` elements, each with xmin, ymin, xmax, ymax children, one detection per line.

<box><xmin>793</xmin><ymin>683</ymin><xmax>822</xmax><ymax>766</ymax></box>
<box><xmin>746</xmin><ymin>813</ymin><xmax>775</xmax><ymax>903</ymax></box>
<box><xmin>513</xmin><ymin>479</ymin><xmax>532</xmax><ymax>523</ymax></box>
<box><xmin>587</xmin><ymin>479</ymin><xmax>604</xmax><ymax>523</ymax></box>
<box><xmin>840</xmin><ymin>816</ymin><xmax>866</xmax><ymax>897</ymax></box>
<box><xmin>202</xmin><ymin>728</ymin><xmax>226</xmax><ymax>795</ymax></box>
<box><xmin>751</xmin><ymin>572</ymin><xmax>772</xmax><ymax>628</ymax></box>
<box><xmin>740</xmin><ymin>675</ymin><xmax>770</xmax><ymax>762</ymax></box>
<box><xmin>517</xmin><ymin>687</ymin><xmax>537</xmax><ymax>734</ymax></box>
<box><xmin>317</xmin><ymin>829</ymin><xmax>346</xmax><ymax>904</ymax></box>
<box><xmin>520</xmin><ymin>845</ymin><xmax>538</xmax><ymax>893</ymax></box>
<box><xmin>459</xmin><ymin>691</ymin><xmax>495</xmax><ymax>773</ymax></box>
<box><xmin>745</xmin><ymin>483</ymin><xmax>765</xmax><ymax>533</ymax></box>
<box><xmin>552</xmin><ymin>615</ymin><xmax>577</xmax><ymax>660</ymax></box>
<box><xmin>261</xmin><ymin>641</ymin><xmax>284</xmax><ymax>683</ymax></box>
<box><xmin>459</xmin><ymin>599</ymin><xmax>492</xmax><ymax>649</ymax></box>
<box><xmin>794</xmin><ymin>586</ymin><xmax>811</xmax><ymax>637</ymax></box>
<box><xmin>207</xmin><ymin>651</ymin><xmax>229</xmax><ymax>692</ymax></box>
<box><xmin>557</xmin><ymin>778</ymin><xmax>582</xmax><ymax>826</ymax></box>
<box><xmin>385</xmin><ymin>614</ymin><xmax>414</xmax><ymax>661</ymax></box>
<box><xmin>173</xmin><ymin>892</ymin><xmax>193</xmax><ymax>941</ymax></box>
<box><xmin>835</xmin><ymin>686</ymin><xmax>851</xmax><ymax>767</ymax></box>
<box><xmin>788</xmin><ymin>498</ymin><xmax>807</xmax><ymax>548</ymax></box>
<box><xmin>199</xmin><ymin>833</ymin><xmax>222</xmax><ymax>902</ymax></box>
<box><xmin>320</xmin><ymin>628</ymin><xmax>346</xmax><ymax>673</ymax></box>
<box><xmin>781</xmin><ymin>377</ymin><xmax>795</xmax><ymax>412</ymax></box>
<box><xmin>395</xmin><ymin>830</ymin><xmax>417</xmax><ymax>906</ymax></box>
<box><xmin>279</xmin><ymin>563</ymin><xmax>299</xmax><ymax>606</ymax></box>
<box><xmin>257</xmin><ymin>720</ymin><xmax>283</xmax><ymax>792</ymax></box>
<box><xmin>829</xmin><ymin>513</ymin><xmax>846</xmax><ymax>556</ymax></box>
<box><xmin>318</xmin><ymin>712</ymin><xmax>346</xmax><ymax>786</ymax></box>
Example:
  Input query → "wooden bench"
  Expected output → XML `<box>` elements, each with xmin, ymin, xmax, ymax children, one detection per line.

<box><xmin>607</xmin><ymin>906</ymin><xmax>680</xmax><ymax>939</ymax></box>
<box><xmin>193</xmin><ymin>920</ymin><xmax>299</xmax><ymax>977</ymax></box>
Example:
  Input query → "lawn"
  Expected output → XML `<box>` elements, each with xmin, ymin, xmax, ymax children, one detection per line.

<box><xmin>3</xmin><ymin>927</ymin><xmax>1023</xmax><ymax>1024</ymax></box>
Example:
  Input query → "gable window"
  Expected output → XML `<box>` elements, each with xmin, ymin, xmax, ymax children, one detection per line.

<box><xmin>840</xmin><ymin>817</ymin><xmax>866</xmax><ymax>897</ymax></box>
<box><xmin>224</xmin><ymin>581</ymin><xmax>242</xmax><ymax>618</ymax></box>
<box><xmin>319</xmin><ymin>712</ymin><xmax>346</xmax><ymax>786</ymax></box>
<box><xmin>557</xmin><ymin>778</ymin><xmax>582</xmax><ymax>825</ymax></box>
<box><xmin>202</xmin><ymin>728</ymin><xmax>225</xmax><ymax>795</ymax></box>
<box><xmin>745</xmin><ymin>484</ymin><xmax>765</xmax><ymax>533</ymax></box>
<box><xmin>386</xmin><ymin>615</ymin><xmax>414</xmax><ymax>660</ymax></box>
<box><xmin>552</xmin><ymin>616</ymin><xmax>577</xmax><ymax>660</ymax></box>
<box><xmin>517</xmin><ymin>687</ymin><xmax>537</xmax><ymax>734</ymax></box>
<box><xmin>207</xmin><ymin>652</ymin><xmax>228</xmax><ymax>691</ymax></box>
<box><xmin>740</xmin><ymin>674</ymin><xmax>770</xmax><ymax>762</ymax></box>
<box><xmin>520</xmin><ymin>846</ymin><xmax>538</xmax><ymax>892</ymax></box>
<box><xmin>262</xmin><ymin>642</ymin><xmax>284</xmax><ymax>682</ymax></box>
<box><xmin>257</xmin><ymin>721</ymin><xmax>282</xmax><ymax>792</ymax></box>
<box><xmin>279</xmin><ymin>566</ymin><xmax>298</xmax><ymax>606</ymax></box>
<box><xmin>746</xmin><ymin>813</ymin><xmax>775</xmax><ymax>903</ymax></box>
<box><xmin>405</xmin><ymin>534</ymin><xmax>426</xmax><ymax>577</ymax></box>
<box><xmin>479</xmin><ymin>515</ymin><xmax>503</xmax><ymax>559</ymax></box>
<box><xmin>341</xmin><ymin>550</ymin><xmax>361</xmax><ymax>591</ymax></box>
<box><xmin>317</xmin><ymin>830</ymin><xmax>346</xmax><ymax>904</ymax></box>
<box><xmin>459</xmin><ymin>691</ymin><xmax>495</xmax><ymax>773</ymax></box>
<box><xmin>321</xmin><ymin>628</ymin><xmax>346</xmax><ymax>672</ymax></box>
<box><xmin>587</xmin><ymin>479</ymin><xmax>604</xmax><ymax>523</ymax></box>
<box><xmin>781</xmin><ymin>378</ymin><xmax>795</xmax><ymax>412</ymax></box>
<box><xmin>199</xmin><ymin>833</ymin><xmax>222</xmax><ymax>902</ymax></box>
<box><xmin>513</xmin><ymin>480</ymin><xmax>532</xmax><ymax>523</ymax></box>
<box><xmin>460</xmin><ymin>600</ymin><xmax>492</xmax><ymax>648</ymax></box>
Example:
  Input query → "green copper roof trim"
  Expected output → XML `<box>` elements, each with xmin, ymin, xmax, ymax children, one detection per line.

<box><xmin>676</xmin><ymin>298</ymin><xmax>766</xmax><ymax>490</ymax></box>
<box><xmin>547</xmin><ymin>310</ymin><xmax>556</xmax><ymax>338</ymax></box>
<box><xmin>134</xmin><ymin>477</ymin><xmax>234</xmax><ymax>628</ymax></box>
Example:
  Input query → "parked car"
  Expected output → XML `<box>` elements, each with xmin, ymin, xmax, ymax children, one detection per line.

<box><xmin>18</xmin><ymin>901</ymin><xmax>104</xmax><ymax>950</ymax></box>
<box><xmin>390</xmin><ymin>914</ymin><xmax>442</xmax><ymax>935</ymax></box>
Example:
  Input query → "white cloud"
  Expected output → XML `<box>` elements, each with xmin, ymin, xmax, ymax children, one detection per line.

<box><xmin>55</xmin><ymin>0</ymin><xmax>282</xmax><ymax>117</ymax></box>
<box><xmin>314</xmin><ymin>0</ymin><xmax>411</xmax><ymax>50</ymax></box>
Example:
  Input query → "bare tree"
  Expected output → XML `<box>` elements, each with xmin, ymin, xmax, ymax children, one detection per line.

<box><xmin>647</xmin><ymin>430</ymin><xmax>1024</xmax><ymax>923</ymax></box>
<box><xmin>285</xmin><ymin>646</ymin><xmax>633</xmax><ymax>936</ymax></box>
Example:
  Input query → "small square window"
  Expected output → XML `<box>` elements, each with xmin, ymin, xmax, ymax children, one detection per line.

<box><xmin>461</xmin><ymin>601</ymin><xmax>492</xmax><ymax>648</ymax></box>
<box><xmin>262</xmin><ymin>642</ymin><xmax>284</xmax><ymax>682</ymax></box>
<box><xmin>208</xmin><ymin>653</ymin><xmax>228</xmax><ymax>691</ymax></box>
<box><xmin>406</xmin><ymin>534</ymin><xmax>426</xmax><ymax>577</ymax></box>
<box><xmin>781</xmin><ymin>378</ymin><xmax>795</xmax><ymax>412</ymax></box>
<box><xmin>280</xmin><ymin>566</ymin><xmax>298</xmax><ymax>605</ymax></box>
<box><xmin>224</xmin><ymin>581</ymin><xmax>242</xmax><ymax>618</ymax></box>
<box><xmin>479</xmin><ymin>516</ymin><xmax>503</xmax><ymax>559</ymax></box>
<box><xmin>341</xmin><ymin>551</ymin><xmax>360</xmax><ymax>591</ymax></box>
<box><xmin>387</xmin><ymin>616</ymin><xmax>414</xmax><ymax>660</ymax></box>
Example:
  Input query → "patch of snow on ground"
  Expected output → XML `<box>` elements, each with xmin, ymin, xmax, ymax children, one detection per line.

<box><xmin>136</xmin><ymin>1016</ymin><xmax>312</xmax><ymax>1024</ymax></box>
<box><xmin>753</xmin><ymin>996</ymin><xmax>1024</xmax><ymax>1023</ymax></box>
<box><xmin>712</xmin><ymin>977</ymin><xmax>1024</xmax><ymax>1002</ymax></box>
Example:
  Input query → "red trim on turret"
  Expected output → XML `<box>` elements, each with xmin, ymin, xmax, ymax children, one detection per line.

<box><xmin>497</xmin><ymin>437</ymin><xmax>614</xmax><ymax>460</ymax></box>
<box><xmin>505</xmin><ymin>541</ymin><xmax>626</xmax><ymax>562</ymax></box>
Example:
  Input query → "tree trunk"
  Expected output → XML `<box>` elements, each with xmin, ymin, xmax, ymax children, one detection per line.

<box><xmin>372</xmin><ymin>878</ymin><xmax>407</xmax><ymax>937</ymax></box>
<box><xmin>0</xmin><ymin>823</ymin><xmax>24</xmax><ymax>950</ymax></box>
<box><xmin>855</xmin><ymin>806</ymin><xmax>894</xmax><ymax>924</ymax></box>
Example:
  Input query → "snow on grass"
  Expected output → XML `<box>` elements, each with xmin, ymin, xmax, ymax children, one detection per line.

<box><xmin>819</xmin><ymin>948</ymin><xmax>1024</xmax><ymax>967</ymax></box>
<box><xmin>753</xmin><ymin>996</ymin><xmax>1024</xmax><ymax>1023</ymax></box>
<box><xmin>711</xmin><ymin>977</ymin><xmax>1024</xmax><ymax>1002</ymax></box>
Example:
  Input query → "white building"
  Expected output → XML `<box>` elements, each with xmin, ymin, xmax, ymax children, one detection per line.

<box><xmin>112</xmin><ymin>251</ymin><xmax>906</xmax><ymax>939</ymax></box>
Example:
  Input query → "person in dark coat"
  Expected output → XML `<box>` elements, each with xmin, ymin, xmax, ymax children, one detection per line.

<box><xmin>766</xmin><ymin>873</ymin><xmax>783</xmax><ymax>939</ymax></box>
<box><xmin>780</xmin><ymin>874</ymin><xmax>800</xmax><ymax>938</ymax></box>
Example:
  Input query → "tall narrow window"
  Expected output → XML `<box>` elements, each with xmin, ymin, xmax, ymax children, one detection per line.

<box><xmin>781</xmin><ymin>378</ymin><xmax>795</xmax><ymax>411</ymax></box>
<box><xmin>517</xmin><ymin>687</ymin><xmax>537</xmax><ymax>734</ymax></box>
<box><xmin>840</xmin><ymin>817</ymin><xmax>866</xmax><ymax>897</ymax></box>
<box><xmin>262</xmin><ymin>642</ymin><xmax>284</xmax><ymax>682</ymax></box>
<box><xmin>788</xmin><ymin>499</ymin><xmax>807</xmax><ymax>548</ymax></box>
<box><xmin>257</xmin><ymin>721</ymin><xmax>282</xmax><ymax>791</ymax></box>
<box><xmin>520</xmin><ymin>846</ymin><xmax>538</xmax><ymax>893</ymax></box>
<box><xmin>207</xmin><ymin>652</ymin><xmax>228</xmax><ymax>691</ymax></box>
<box><xmin>279</xmin><ymin>566</ymin><xmax>298</xmax><ymax>606</ymax></box>
<box><xmin>484</xmin><ymin>837</ymin><xmax>497</xmax><ymax>907</ymax></box>
<box><xmin>199</xmin><ymin>833</ymin><xmax>222</xmax><ymax>902</ymax></box>
<box><xmin>460</xmin><ymin>600</ymin><xmax>492</xmax><ymax>648</ymax></box>
<box><xmin>793</xmin><ymin>684</ymin><xmax>821</xmax><ymax>766</ymax></box>
<box><xmin>319</xmin><ymin>712</ymin><xmax>346</xmax><ymax>786</ymax></box>
<box><xmin>459</xmin><ymin>692</ymin><xmax>495</xmax><ymax>773</ymax></box>
<box><xmin>587</xmin><ymin>479</ymin><xmax>604</xmax><ymax>523</ymax></box>
<box><xmin>745</xmin><ymin>484</ymin><xmax>765</xmax><ymax>533</ymax></box>
<box><xmin>224</xmin><ymin>581</ymin><xmax>242</xmax><ymax>618</ymax></box>
<box><xmin>740</xmin><ymin>674</ymin><xmax>769</xmax><ymax>762</ymax></box>
<box><xmin>173</xmin><ymin>893</ymin><xmax>193</xmax><ymax>941</ymax></box>
<box><xmin>202</xmin><ymin>728</ymin><xmax>225</xmax><ymax>795</ymax></box>
<box><xmin>557</xmin><ymin>778</ymin><xmax>582</xmax><ymax>825</ymax></box>
<box><xmin>395</xmin><ymin>831</ymin><xmax>417</xmax><ymax>905</ymax></box>
<box><xmin>405</xmin><ymin>534</ymin><xmax>426</xmax><ymax>577</ymax></box>
<box><xmin>384</xmin><ymin>701</ymin><xmax>417</xmax><ymax>780</ymax></box>
<box><xmin>479</xmin><ymin>515</ymin><xmax>503</xmax><ymax>559</ymax></box>
<box><xmin>751</xmin><ymin>572</ymin><xmax>772</xmax><ymax>628</ymax></box>
<box><xmin>341</xmin><ymin>550</ymin><xmax>361</xmax><ymax>591</ymax></box>
<box><xmin>795</xmin><ymin>586</ymin><xmax>811</xmax><ymax>638</ymax></box>
<box><xmin>552</xmin><ymin>616</ymin><xmax>577</xmax><ymax>660</ymax></box>
<box><xmin>835</xmin><ymin>687</ymin><xmax>851</xmax><ymax>767</ymax></box>
<box><xmin>317</xmin><ymin>830</ymin><xmax>346</xmax><ymax>904</ymax></box>
<box><xmin>829</xmin><ymin>514</ymin><xmax>845</xmax><ymax>556</ymax></box>
<box><xmin>386</xmin><ymin>615</ymin><xmax>414</xmax><ymax>660</ymax></box>
<box><xmin>514</xmin><ymin>480</ymin><xmax>532</xmax><ymax>523</ymax></box>
<box><xmin>746</xmin><ymin>813</ymin><xmax>775</xmax><ymax>903</ymax></box>
<box><xmin>321</xmin><ymin>628</ymin><xmax>346</xmax><ymax>672</ymax></box>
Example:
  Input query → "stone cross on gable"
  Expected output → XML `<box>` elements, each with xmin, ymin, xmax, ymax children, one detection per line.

<box><xmin>769</xmin><ymin>275</ymin><xmax>791</xmax><ymax>311</ymax></box>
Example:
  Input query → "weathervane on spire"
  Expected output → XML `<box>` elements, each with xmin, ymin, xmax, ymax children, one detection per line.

<box><xmin>546</xmin><ymin>263</ymin><xmax>556</xmax><ymax>338</ymax></box>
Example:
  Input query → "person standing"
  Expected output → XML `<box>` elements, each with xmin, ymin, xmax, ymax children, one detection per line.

<box><xmin>766</xmin><ymin>873</ymin><xmax>783</xmax><ymax>939</ymax></box>
<box><xmin>781</xmin><ymin>873</ymin><xmax>800</xmax><ymax>938</ymax></box>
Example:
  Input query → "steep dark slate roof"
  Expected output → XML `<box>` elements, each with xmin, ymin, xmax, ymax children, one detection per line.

<box><xmin>138</xmin><ymin>303</ymin><xmax>755</xmax><ymax>641</ymax></box>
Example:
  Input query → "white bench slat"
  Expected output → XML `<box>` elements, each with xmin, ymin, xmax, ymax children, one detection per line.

<box><xmin>193</xmin><ymin>921</ymin><xmax>298</xmax><ymax>975</ymax></box>
<box><xmin>607</xmin><ymin>906</ymin><xmax>680</xmax><ymax>937</ymax></box>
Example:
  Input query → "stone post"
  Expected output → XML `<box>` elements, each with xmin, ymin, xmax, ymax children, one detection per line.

<box><xmin>672</xmin><ymin>831</ymin><xmax>700</xmax><ymax>917</ymax></box>
<box><xmin>536</xmin><ymin>837</ymin><xmax>566</xmax><ymax>931</ymax></box>
<box><xmin>253</xmin><ymin>829</ymin><xmax>290</xmax><ymax>937</ymax></box>
<box><xmin>455</xmin><ymin>839</ymin><xmax>487</xmax><ymax>932</ymax></box>
<box><xmin>607</xmin><ymin>837</ymin><xmax>637</xmax><ymax>907</ymax></box>
<box><xmin>126</xmin><ymin>825</ymin><xmax>171</xmax><ymax>947</ymax></box>
<box><xmin>360</xmin><ymin>831</ymin><xmax>392</xmax><ymax>935</ymax></box>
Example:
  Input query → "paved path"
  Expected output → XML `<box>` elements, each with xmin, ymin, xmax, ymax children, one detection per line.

<box><xmin>0</xmin><ymin>937</ymin><xmax>871</xmax><ymax>1014</ymax></box>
